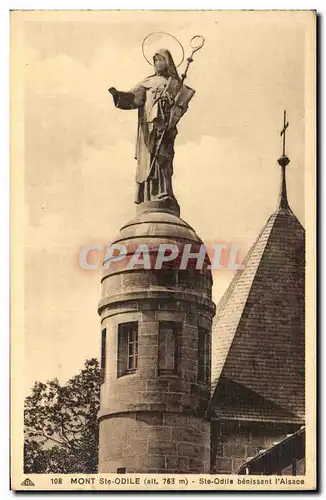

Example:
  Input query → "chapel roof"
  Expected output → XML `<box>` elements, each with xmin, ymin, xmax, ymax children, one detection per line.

<box><xmin>211</xmin><ymin>144</ymin><xmax>305</xmax><ymax>421</ymax></box>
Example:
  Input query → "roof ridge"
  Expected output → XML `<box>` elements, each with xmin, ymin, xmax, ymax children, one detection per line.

<box><xmin>211</xmin><ymin>212</ymin><xmax>280</xmax><ymax>392</ymax></box>
<box><xmin>214</xmin><ymin>206</ymin><xmax>304</xmax><ymax>323</ymax></box>
<box><xmin>214</xmin><ymin>213</ymin><xmax>277</xmax><ymax>319</ymax></box>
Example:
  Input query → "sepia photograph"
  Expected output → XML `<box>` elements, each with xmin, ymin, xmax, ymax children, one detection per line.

<box><xmin>10</xmin><ymin>9</ymin><xmax>316</xmax><ymax>491</ymax></box>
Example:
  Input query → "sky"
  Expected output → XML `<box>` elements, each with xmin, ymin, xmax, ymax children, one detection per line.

<box><xmin>15</xmin><ymin>10</ymin><xmax>312</xmax><ymax>393</ymax></box>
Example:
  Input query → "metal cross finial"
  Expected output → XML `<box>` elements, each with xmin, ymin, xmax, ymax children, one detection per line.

<box><xmin>277</xmin><ymin>110</ymin><xmax>291</xmax><ymax>210</ymax></box>
<box><xmin>280</xmin><ymin>110</ymin><xmax>289</xmax><ymax>156</ymax></box>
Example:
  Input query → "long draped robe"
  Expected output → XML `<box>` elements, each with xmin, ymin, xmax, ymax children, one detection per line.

<box><xmin>111</xmin><ymin>49</ymin><xmax>182</xmax><ymax>204</ymax></box>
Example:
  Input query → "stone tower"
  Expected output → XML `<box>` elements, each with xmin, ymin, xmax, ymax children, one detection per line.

<box><xmin>98</xmin><ymin>199</ymin><xmax>216</xmax><ymax>473</ymax></box>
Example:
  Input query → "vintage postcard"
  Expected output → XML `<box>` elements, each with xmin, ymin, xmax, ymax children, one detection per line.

<box><xmin>11</xmin><ymin>10</ymin><xmax>316</xmax><ymax>491</ymax></box>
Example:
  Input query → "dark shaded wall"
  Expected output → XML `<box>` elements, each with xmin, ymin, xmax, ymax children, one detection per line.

<box><xmin>211</xmin><ymin>420</ymin><xmax>302</xmax><ymax>473</ymax></box>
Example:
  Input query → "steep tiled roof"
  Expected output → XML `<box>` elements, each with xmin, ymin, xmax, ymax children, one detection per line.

<box><xmin>211</xmin><ymin>205</ymin><xmax>305</xmax><ymax>420</ymax></box>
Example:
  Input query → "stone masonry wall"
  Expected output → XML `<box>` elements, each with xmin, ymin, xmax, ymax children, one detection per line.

<box><xmin>99</xmin><ymin>300</ymin><xmax>212</xmax><ymax>418</ymax></box>
<box><xmin>99</xmin><ymin>412</ymin><xmax>210</xmax><ymax>473</ymax></box>
<box><xmin>98</xmin><ymin>298</ymin><xmax>212</xmax><ymax>473</ymax></box>
<box><xmin>211</xmin><ymin>420</ymin><xmax>301</xmax><ymax>474</ymax></box>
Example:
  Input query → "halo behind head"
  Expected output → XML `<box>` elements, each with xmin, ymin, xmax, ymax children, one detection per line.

<box><xmin>142</xmin><ymin>32</ymin><xmax>184</xmax><ymax>68</ymax></box>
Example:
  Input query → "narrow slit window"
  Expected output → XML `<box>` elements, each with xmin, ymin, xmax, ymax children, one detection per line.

<box><xmin>100</xmin><ymin>328</ymin><xmax>107</xmax><ymax>384</ymax></box>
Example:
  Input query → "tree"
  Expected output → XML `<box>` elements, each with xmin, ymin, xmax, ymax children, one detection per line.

<box><xmin>24</xmin><ymin>358</ymin><xmax>100</xmax><ymax>474</ymax></box>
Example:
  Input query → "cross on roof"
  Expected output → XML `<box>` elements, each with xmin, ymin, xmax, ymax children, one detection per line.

<box><xmin>280</xmin><ymin>110</ymin><xmax>289</xmax><ymax>156</ymax></box>
<box><xmin>277</xmin><ymin>110</ymin><xmax>291</xmax><ymax>210</ymax></box>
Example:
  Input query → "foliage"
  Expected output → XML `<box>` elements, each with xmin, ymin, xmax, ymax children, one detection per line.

<box><xmin>24</xmin><ymin>358</ymin><xmax>100</xmax><ymax>474</ymax></box>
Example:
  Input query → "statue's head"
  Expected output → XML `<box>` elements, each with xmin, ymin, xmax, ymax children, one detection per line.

<box><xmin>153</xmin><ymin>49</ymin><xmax>180</xmax><ymax>80</ymax></box>
<box><xmin>154</xmin><ymin>53</ymin><xmax>167</xmax><ymax>74</ymax></box>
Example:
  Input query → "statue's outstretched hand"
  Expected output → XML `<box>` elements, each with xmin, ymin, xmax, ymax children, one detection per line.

<box><xmin>108</xmin><ymin>87</ymin><xmax>118</xmax><ymax>95</ymax></box>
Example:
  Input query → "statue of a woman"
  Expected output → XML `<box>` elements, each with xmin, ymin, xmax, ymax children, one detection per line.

<box><xmin>109</xmin><ymin>49</ymin><xmax>186</xmax><ymax>205</ymax></box>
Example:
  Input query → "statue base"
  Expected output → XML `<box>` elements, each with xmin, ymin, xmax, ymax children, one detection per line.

<box><xmin>136</xmin><ymin>198</ymin><xmax>180</xmax><ymax>217</ymax></box>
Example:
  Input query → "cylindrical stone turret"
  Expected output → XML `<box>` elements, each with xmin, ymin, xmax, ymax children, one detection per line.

<box><xmin>98</xmin><ymin>200</ymin><xmax>215</xmax><ymax>473</ymax></box>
